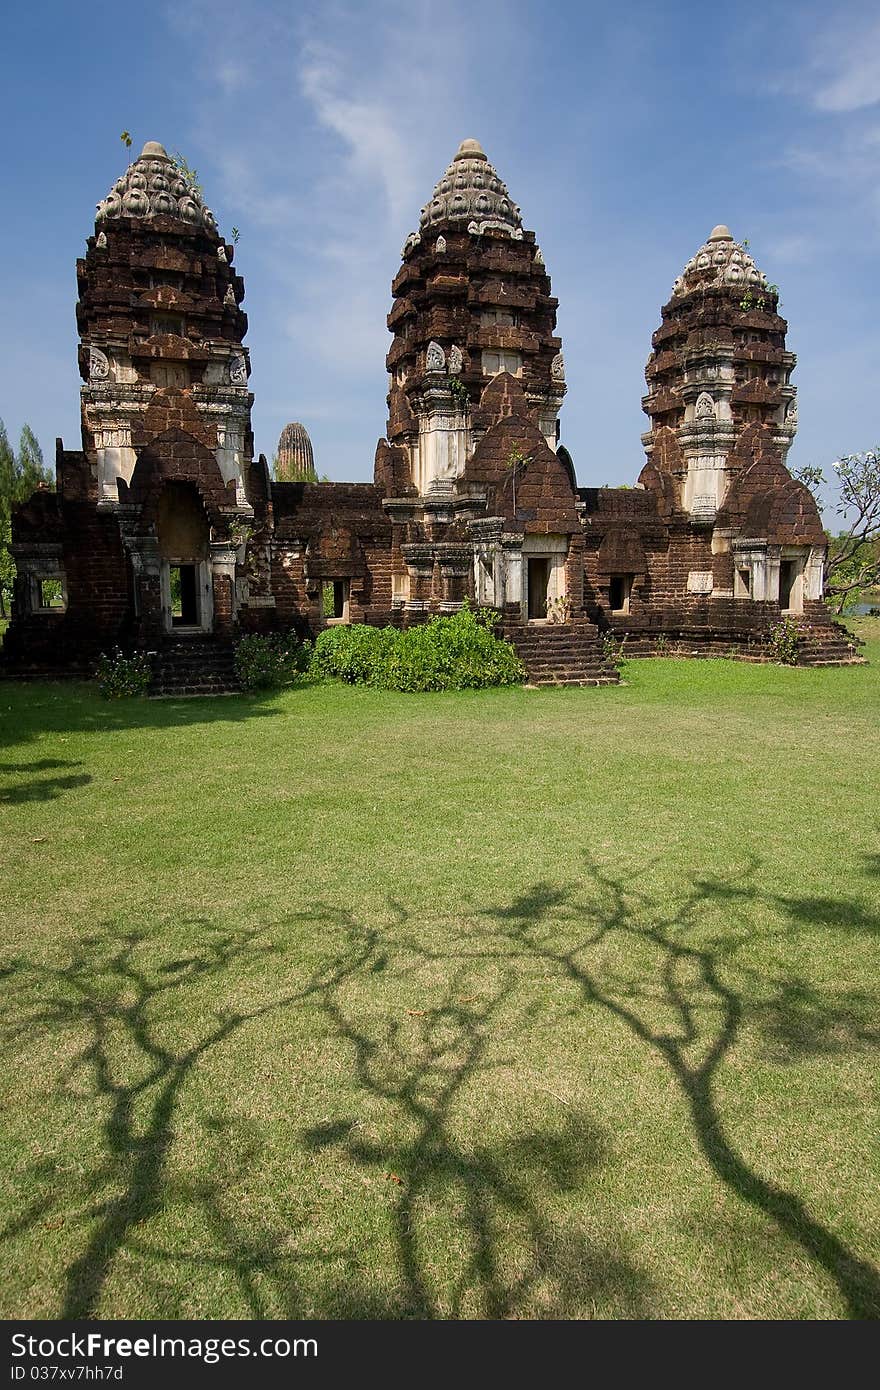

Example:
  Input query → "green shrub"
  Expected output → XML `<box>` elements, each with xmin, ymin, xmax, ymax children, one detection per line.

<box><xmin>311</xmin><ymin>607</ymin><xmax>525</xmax><ymax>692</ymax></box>
<box><xmin>766</xmin><ymin>617</ymin><xmax>800</xmax><ymax>665</ymax></box>
<box><xmin>233</xmin><ymin>632</ymin><xmax>310</xmax><ymax>692</ymax></box>
<box><xmin>601</xmin><ymin>631</ymin><xmax>628</xmax><ymax>666</ymax></box>
<box><xmin>311</xmin><ymin>623</ymin><xmax>398</xmax><ymax>684</ymax></box>
<box><xmin>96</xmin><ymin>647</ymin><xmax>153</xmax><ymax>699</ymax></box>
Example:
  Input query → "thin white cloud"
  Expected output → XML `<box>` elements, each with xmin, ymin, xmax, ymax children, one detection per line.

<box><xmin>762</xmin><ymin>233</ymin><xmax>817</xmax><ymax>266</ymax></box>
<box><xmin>298</xmin><ymin>39</ymin><xmax>419</xmax><ymax>225</ymax></box>
<box><xmin>809</xmin><ymin>19</ymin><xmax>880</xmax><ymax>112</ymax></box>
<box><xmin>216</xmin><ymin>60</ymin><xmax>250</xmax><ymax>95</ymax></box>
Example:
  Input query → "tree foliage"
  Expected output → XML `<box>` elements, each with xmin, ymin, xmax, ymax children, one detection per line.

<box><xmin>796</xmin><ymin>449</ymin><xmax>880</xmax><ymax>613</ymax></box>
<box><xmin>0</xmin><ymin>420</ymin><xmax>53</xmax><ymax>617</ymax></box>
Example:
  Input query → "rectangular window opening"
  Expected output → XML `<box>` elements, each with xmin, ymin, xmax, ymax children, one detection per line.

<box><xmin>151</xmin><ymin>315</ymin><xmax>185</xmax><ymax>337</ymax></box>
<box><xmin>38</xmin><ymin>578</ymin><xmax>65</xmax><ymax>611</ymax></box>
<box><xmin>735</xmin><ymin>567</ymin><xmax>751</xmax><ymax>599</ymax></box>
<box><xmin>322</xmin><ymin>579</ymin><xmax>350</xmax><ymax>623</ymax></box>
<box><xmin>609</xmin><ymin>574</ymin><xmax>632</xmax><ymax>614</ymax></box>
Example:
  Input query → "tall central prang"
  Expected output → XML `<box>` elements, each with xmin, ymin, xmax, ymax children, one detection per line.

<box><xmin>383</xmin><ymin>138</ymin><xmax>567</xmax><ymax>496</ymax></box>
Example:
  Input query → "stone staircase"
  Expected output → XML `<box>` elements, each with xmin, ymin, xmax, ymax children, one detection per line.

<box><xmin>149</xmin><ymin>636</ymin><xmax>241</xmax><ymax>696</ymax></box>
<box><xmin>503</xmin><ymin>620</ymin><xmax>620</xmax><ymax>687</ymax></box>
<box><xmin>591</xmin><ymin>618</ymin><xmax>866</xmax><ymax>667</ymax></box>
<box><xmin>791</xmin><ymin>617</ymin><xmax>866</xmax><ymax>667</ymax></box>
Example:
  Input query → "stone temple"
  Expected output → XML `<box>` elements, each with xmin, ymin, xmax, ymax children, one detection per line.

<box><xmin>1</xmin><ymin>138</ymin><xmax>857</xmax><ymax>692</ymax></box>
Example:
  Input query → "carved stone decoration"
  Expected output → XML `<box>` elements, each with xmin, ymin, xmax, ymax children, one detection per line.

<box><xmin>435</xmin><ymin>235</ymin><xmax>446</xmax><ymax>254</ymax></box>
<box><xmin>551</xmin><ymin>352</ymin><xmax>565</xmax><ymax>383</ymax></box>
<box><xmin>671</xmin><ymin>225</ymin><xmax>770</xmax><ymax>299</ymax></box>
<box><xmin>786</xmin><ymin>397</ymin><xmax>798</xmax><ymax>424</ymax></box>
<box><xmin>687</xmin><ymin>571</ymin><xmax>714</xmax><ymax>594</ymax></box>
<box><xmin>95</xmin><ymin>141</ymin><xmax>219</xmax><ymax>233</ymax></box>
<box><xmin>89</xmin><ymin>348</ymin><xmax>110</xmax><ymax>380</ymax></box>
<box><xmin>448</xmin><ymin>344</ymin><xmax>463</xmax><ymax>375</ymax></box>
<box><xmin>224</xmin><ymin>284</ymin><xmax>236</xmax><ymax>307</ymax></box>
<box><xmin>426</xmin><ymin>340</ymin><xmax>446</xmax><ymax>373</ymax></box>
<box><xmin>401</xmin><ymin>231</ymin><xmax>422</xmax><ymax>258</ymax></box>
<box><xmin>695</xmin><ymin>392</ymin><xmax>716</xmax><ymax>420</ymax></box>
<box><xmin>217</xmin><ymin>245</ymin><xmax>228</xmax><ymax>262</ymax></box>
<box><xmin>228</xmin><ymin>354</ymin><xmax>248</xmax><ymax>385</ymax></box>
<box><xmin>96</xmin><ymin>231</ymin><xmax>108</xmax><ymax>249</ymax></box>
<box><xmin>533</xmin><ymin>247</ymin><xmax>544</xmax><ymax>266</ymax></box>
<box><xmin>420</xmin><ymin>140</ymin><xmax>523</xmax><ymax>239</ymax></box>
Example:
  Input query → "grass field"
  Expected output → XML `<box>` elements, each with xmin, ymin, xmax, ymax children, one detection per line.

<box><xmin>1</xmin><ymin>619</ymin><xmax>878</xmax><ymax>1319</ymax></box>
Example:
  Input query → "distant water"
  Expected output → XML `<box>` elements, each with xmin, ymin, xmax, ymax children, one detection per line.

<box><xmin>851</xmin><ymin>602</ymin><xmax>880</xmax><ymax>616</ymax></box>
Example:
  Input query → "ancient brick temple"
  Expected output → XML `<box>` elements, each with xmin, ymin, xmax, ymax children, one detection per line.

<box><xmin>2</xmin><ymin>138</ymin><xmax>858</xmax><ymax>691</ymax></box>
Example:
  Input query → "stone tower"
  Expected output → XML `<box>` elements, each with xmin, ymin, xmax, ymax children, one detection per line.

<box><xmin>638</xmin><ymin>225</ymin><xmax>823</xmax><ymax>611</ymax></box>
<box><xmin>77</xmin><ymin>140</ymin><xmax>253</xmax><ymax>509</ymax></box>
<box><xmin>275</xmin><ymin>422</ymin><xmax>317</xmax><ymax>481</ymax></box>
<box><xmin>383</xmin><ymin>138</ymin><xmax>566</xmax><ymax>497</ymax></box>
<box><xmin>641</xmin><ymin>225</ymin><xmax>797</xmax><ymax>523</ymax></box>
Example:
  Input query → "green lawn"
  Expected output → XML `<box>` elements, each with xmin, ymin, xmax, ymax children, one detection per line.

<box><xmin>1</xmin><ymin>622</ymin><xmax>879</xmax><ymax>1319</ymax></box>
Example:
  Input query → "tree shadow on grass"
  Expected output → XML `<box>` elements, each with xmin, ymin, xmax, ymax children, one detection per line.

<box><xmin>0</xmin><ymin>918</ymin><xmax>374</xmax><ymax>1318</ymax></box>
<box><xmin>0</xmin><ymin>758</ymin><xmax>91</xmax><ymax>804</ymax></box>
<box><xmin>463</xmin><ymin>860</ymin><xmax>880</xmax><ymax>1318</ymax></box>
<box><xmin>6</xmin><ymin>861</ymin><xmax>876</xmax><ymax>1318</ymax></box>
<box><xmin>299</xmin><ymin>960</ymin><xmax>648</xmax><ymax>1318</ymax></box>
<box><xmin>0</xmin><ymin>682</ymin><xmax>282</xmax><ymax>758</ymax></box>
<box><xmin>0</xmin><ymin>912</ymin><xmax>649</xmax><ymax>1320</ymax></box>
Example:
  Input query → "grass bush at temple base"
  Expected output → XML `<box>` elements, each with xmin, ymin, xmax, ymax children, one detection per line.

<box><xmin>1</xmin><ymin>617</ymin><xmax>878</xmax><ymax>1320</ymax></box>
<box><xmin>95</xmin><ymin>647</ymin><xmax>153</xmax><ymax>699</ymax></box>
<box><xmin>312</xmin><ymin>606</ymin><xmax>525</xmax><ymax>691</ymax></box>
<box><xmin>233</xmin><ymin>631</ymin><xmax>310</xmax><ymax>691</ymax></box>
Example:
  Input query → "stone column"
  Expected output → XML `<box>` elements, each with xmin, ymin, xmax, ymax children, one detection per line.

<box><xmin>210</xmin><ymin>541</ymin><xmax>238</xmax><ymax>632</ymax></box>
<box><xmin>124</xmin><ymin>534</ymin><xmax>162</xmax><ymax>644</ymax></box>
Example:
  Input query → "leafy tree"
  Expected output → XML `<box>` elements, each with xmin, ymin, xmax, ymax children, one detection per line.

<box><xmin>795</xmin><ymin>450</ymin><xmax>880</xmax><ymax>613</ymax></box>
<box><xmin>0</xmin><ymin>420</ymin><xmax>53</xmax><ymax>618</ymax></box>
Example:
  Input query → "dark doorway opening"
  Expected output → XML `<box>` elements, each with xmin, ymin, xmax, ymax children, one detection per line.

<box><xmin>527</xmin><ymin>558</ymin><xmax>550</xmax><ymax>620</ymax></box>
<box><xmin>779</xmin><ymin>560</ymin><xmax>796</xmax><ymax>611</ymax></box>
<box><xmin>170</xmin><ymin>564</ymin><xmax>199</xmax><ymax>626</ymax></box>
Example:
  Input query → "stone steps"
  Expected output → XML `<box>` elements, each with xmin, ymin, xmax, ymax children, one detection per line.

<box><xmin>605</xmin><ymin>622</ymin><xmax>866</xmax><ymax>668</ymax></box>
<box><xmin>149</xmin><ymin>639</ymin><xmax>240</xmax><ymax>697</ymax></box>
<box><xmin>502</xmin><ymin>622</ymin><xmax>620</xmax><ymax>687</ymax></box>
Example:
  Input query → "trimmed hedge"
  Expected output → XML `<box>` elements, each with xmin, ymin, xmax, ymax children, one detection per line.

<box><xmin>311</xmin><ymin>607</ymin><xmax>525</xmax><ymax>692</ymax></box>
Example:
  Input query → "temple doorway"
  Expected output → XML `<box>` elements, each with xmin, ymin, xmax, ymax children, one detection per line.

<box><xmin>158</xmin><ymin>483</ymin><xmax>212</xmax><ymax>633</ymax></box>
<box><xmin>779</xmin><ymin>556</ymin><xmax>804</xmax><ymax>613</ymax></box>
<box><xmin>527</xmin><ymin>557</ymin><xmax>550</xmax><ymax>620</ymax></box>
<box><xmin>169</xmin><ymin>564</ymin><xmax>199</xmax><ymax>626</ymax></box>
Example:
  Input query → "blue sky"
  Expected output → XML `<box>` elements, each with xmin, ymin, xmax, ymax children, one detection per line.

<box><xmin>3</xmin><ymin>0</ymin><xmax>879</xmax><ymax>499</ymax></box>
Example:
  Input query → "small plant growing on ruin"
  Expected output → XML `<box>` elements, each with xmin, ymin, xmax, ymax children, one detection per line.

<box><xmin>505</xmin><ymin>446</ymin><xmax>530</xmax><ymax>515</ymax></box>
<box><xmin>172</xmin><ymin>152</ymin><xmax>203</xmax><ymax>196</ymax></box>
<box><xmin>654</xmin><ymin>634</ymin><xmax>671</xmax><ymax>657</ymax></box>
<box><xmin>601</xmin><ymin>631</ymin><xmax>627</xmax><ymax>666</ymax></box>
<box><xmin>766</xmin><ymin>617</ymin><xmax>800</xmax><ymax>665</ymax></box>
<box><xmin>224</xmin><ymin>518</ymin><xmax>252</xmax><ymax>548</ymax></box>
<box><xmin>120</xmin><ymin>131</ymin><xmax>132</xmax><ymax>152</ymax></box>
<box><xmin>231</xmin><ymin>227</ymin><xmax>241</xmax><ymax>245</ymax></box>
<box><xmin>546</xmin><ymin>594</ymin><xmax>571</xmax><ymax>624</ymax></box>
<box><xmin>95</xmin><ymin>647</ymin><xmax>152</xmax><ymax>698</ymax></box>
<box><xmin>448</xmin><ymin>375</ymin><xmax>469</xmax><ymax>411</ymax></box>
